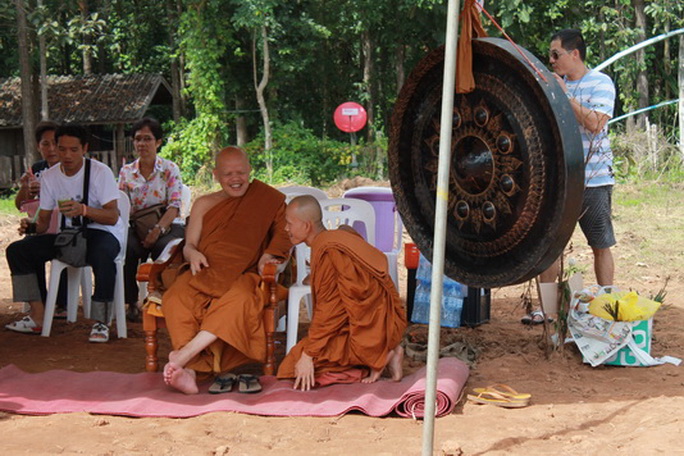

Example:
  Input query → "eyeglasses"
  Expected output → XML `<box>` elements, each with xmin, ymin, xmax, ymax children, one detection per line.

<box><xmin>549</xmin><ymin>49</ymin><xmax>570</xmax><ymax>61</ymax></box>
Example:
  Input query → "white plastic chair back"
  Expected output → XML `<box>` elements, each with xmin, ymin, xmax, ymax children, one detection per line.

<box><xmin>320</xmin><ymin>198</ymin><xmax>376</xmax><ymax>246</ymax></box>
<box><xmin>279</xmin><ymin>185</ymin><xmax>328</xmax><ymax>203</ymax></box>
<box><xmin>176</xmin><ymin>184</ymin><xmax>191</xmax><ymax>224</ymax></box>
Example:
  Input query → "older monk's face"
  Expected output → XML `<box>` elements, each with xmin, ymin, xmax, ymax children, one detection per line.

<box><xmin>214</xmin><ymin>152</ymin><xmax>251</xmax><ymax>198</ymax></box>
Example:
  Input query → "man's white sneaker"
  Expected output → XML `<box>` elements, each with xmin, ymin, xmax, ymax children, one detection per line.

<box><xmin>89</xmin><ymin>322</ymin><xmax>110</xmax><ymax>343</ymax></box>
<box><xmin>5</xmin><ymin>316</ymin><xmax>42</xmax><ymax>334</ymax></box>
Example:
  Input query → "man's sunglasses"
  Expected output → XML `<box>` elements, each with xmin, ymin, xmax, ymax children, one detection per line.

<box><xmin>549</xmin><ymin>49</ymin><xmax>570</xmax><ymax>60</ymax></box>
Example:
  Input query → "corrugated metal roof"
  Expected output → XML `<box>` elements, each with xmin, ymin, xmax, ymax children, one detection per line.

<box><xmin>0</xmin><ymin>73</ymin><xmax>172</xmax><ymax>128</ymax></box>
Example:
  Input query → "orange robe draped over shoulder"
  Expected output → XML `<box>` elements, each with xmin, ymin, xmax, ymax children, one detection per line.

<box><xmin>163</xmin><ymin>180</ymin><xmax>292</xmax><ymax>375</ymax></box>
<box><xmin>277</xmin><ymin>229</ymin><xmax>407</xmax><ymax>379</ymax></box>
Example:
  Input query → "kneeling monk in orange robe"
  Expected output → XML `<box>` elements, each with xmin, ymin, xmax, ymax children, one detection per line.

<box><xmin>162</xmin><ymin>147</ymin><xmax>291</xmax><ymax>394</ymax></box>
<box><xmin>277</xmin><ymin>195</ymin><xmax>407</xmax><ymax>391</ymax></box>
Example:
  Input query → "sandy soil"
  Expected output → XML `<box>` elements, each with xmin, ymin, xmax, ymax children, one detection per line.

<box><xmin>0</xmin><ymin>183</ymin><xmax>683</xmax><ymax>455</ymax></box>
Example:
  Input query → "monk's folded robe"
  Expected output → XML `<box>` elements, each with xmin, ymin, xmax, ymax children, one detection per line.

<box><xmin>278</xmin><ymin>229</ymin><xmax>407</xmax><ymax>379</ymax></box>
<box><xmin>163</xmin><ymin>180</ymin><xmax>292</xmax><ymax>376</ymax></box>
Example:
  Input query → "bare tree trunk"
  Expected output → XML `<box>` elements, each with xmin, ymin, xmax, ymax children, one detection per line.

<box><xmin>176</xmin><ymin>0</ymin><xmax>187</xmax><ymax>116</ymax></box>
<box><xmin>664</xmin><ymin>21</ymin><xmax>671</xmax><ymax>101</ymax></box>
<box><xmin>395</xmin><ymin>44</ymin><xmax>405</xmax><ymax>95</ymax></box>
<box><xmin>16</xmin><ymin>0</ymin><xmax>39</xmax><ymax>165</ymax></box>
<box><xmin>632</xmin><ymin>0</ymin><xmax>648</xmax><ymax>129</ymax></box>
<box><xmin>79</xmin><ymin>0</ymin><xmax>93</xmax><ymax>74</ymax></box>
<box><xmin>235</xmin><ymin>97</ymin><xmax>248</xmax><ymax>146</ymax></box>
<box><xmin>37</xmin><ymin>0</ymin><xmax>49</xmax><ymax>120</ymax></box>
<box><xmin>678</xmin><ymin>35</ymin><xmax>683</xmax><ymax>159</ymax></box>
<box><xmin>253</xmin><ymin>26</ymin><xmax>272</xmax><ymax>180</ymax></box>
<box><xmin>166</xmin><ymin>0</ymin><xmax>182</xmax><ymax>121</ymax></box>
<box><xmin>362</xmin><ymin>30</ymin><xmax>375</xmax><ymax>144</ymax></box>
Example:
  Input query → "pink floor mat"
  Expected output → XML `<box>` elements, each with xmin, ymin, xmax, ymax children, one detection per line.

<box><xmin>0</xmin><ymin>357</ymin><xmax>468</xmax><ymax>419</ymax></box>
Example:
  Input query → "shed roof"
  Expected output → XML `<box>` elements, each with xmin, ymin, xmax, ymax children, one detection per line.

<box><xmin>0</xmin><ymin>73</ymin><xmax>172</xmax><ymax>128</ymax></box>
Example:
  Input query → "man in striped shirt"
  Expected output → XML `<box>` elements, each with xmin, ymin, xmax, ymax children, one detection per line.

<box><xmin>524</xmin><ymin>29</ymin><xmax>617</xmax><ymax>324</ymax></box>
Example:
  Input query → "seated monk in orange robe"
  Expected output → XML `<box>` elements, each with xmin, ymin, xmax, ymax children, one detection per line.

<box><xmin>162</xmin><ymin>147</ymin><xmax>292</xmax><ymax>394</ymax></box>
<box><xmin>277</xmin><ymin>195</ymin><xmax>406</xmax><ymax>391</ymax></box>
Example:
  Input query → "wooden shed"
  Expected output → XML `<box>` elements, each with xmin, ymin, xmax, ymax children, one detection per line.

<box><xmin>0</xmin><ymin>73</ymin><xmax>173</xmax><ymax>189</ymax></box>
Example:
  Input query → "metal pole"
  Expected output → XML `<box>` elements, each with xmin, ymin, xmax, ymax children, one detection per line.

<box><xmin>594</xmin><ymin>28</ymin><xmax>684</xmax><ymax>72</ymax></box>
<box><xmin>607</xmin><ymin>99</ymin><xmax>680</xmax><ymax>125</ymax></box>
<box><xmin>421</xmin><ymin>0</ymin><xmax>461</xmax><ymax>454</ymax></box>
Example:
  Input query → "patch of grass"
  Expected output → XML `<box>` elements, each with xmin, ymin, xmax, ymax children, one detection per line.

<box><xmin>0</xmin><ymin>196</ymin><xmax>20</xmax><ymax>216</ymax></box>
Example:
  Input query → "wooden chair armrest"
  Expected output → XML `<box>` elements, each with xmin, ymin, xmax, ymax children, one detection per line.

<box><xmin>261</xmin><ymin>262</ymin><xmax>277</xmax><ymax>284</ymax></box>
<box><xmin>136</xmin><ymin>240</ymin><xmax>186</xmax><ymax>293</ymax></box>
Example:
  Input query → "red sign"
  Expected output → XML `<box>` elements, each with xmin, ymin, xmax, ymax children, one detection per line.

<box><xmin>334</xmin><ymin>102</ymin><xmax>367</xmax><ymax>133</ymax></box>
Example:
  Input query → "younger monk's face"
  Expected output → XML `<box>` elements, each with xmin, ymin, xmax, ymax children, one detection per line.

<box><xmin>285</xmin><ymin>204</ymin><xmax>309</xmax><ymax>245</ymax></box>
<box><xmin>214</xmin><ymin>151</ymin><xmax>251</xmax><ymax>198</ymax></box>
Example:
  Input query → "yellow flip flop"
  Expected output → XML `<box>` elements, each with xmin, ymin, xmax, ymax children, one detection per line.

<box><xmin>472</xmin><ymin>384</ymin><xmax>531</xmax><ymax>402</ymax></box>
<box><xmin>467</xmin><ymin>384</ymin><xmax>531</xmax><ymax>408</ymax></box>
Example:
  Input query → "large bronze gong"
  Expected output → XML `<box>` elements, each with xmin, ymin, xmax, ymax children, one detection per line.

<box><xmin>389</xmin><ymin>37</ymin><xmax>584</xmax><ymax>288</ymax></box>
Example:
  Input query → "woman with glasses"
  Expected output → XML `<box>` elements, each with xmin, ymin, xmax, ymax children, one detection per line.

<box><xmin>118</xmin><ymin>117</ymin><xmax>185</xmax><ymax>322</ymax></box>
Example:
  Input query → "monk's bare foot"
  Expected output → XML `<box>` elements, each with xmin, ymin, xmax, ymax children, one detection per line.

<box><xmin>387</xmin><ymin>345</ymin><xmax>404</xmax><ymax>382</ymax></box>
<box><xmin>163</xmin><ymin>350</ymin><xmax>183</xmax><ymax>385</ymax></box>
<box><xmin>163</xmin><ymin>361</ymin><xmax>198</xmax><ymax>394</ymax></box>
<box><xmin>362</xmin><ymin>368</ymin><xmax>383</xmax><ymax>384</ymax></box>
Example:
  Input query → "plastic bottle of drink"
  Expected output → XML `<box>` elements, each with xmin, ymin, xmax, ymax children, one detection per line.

<box><xmin>416</xmin><ymin>253</ymin><xmax>431</xmax><ymax>282</ymax></box>
<box><xmin>411</xmin><ymin>280</ymin><xmax>431</xmax><ymax>324</ymax></box>
<box><xmin>441</xmin><ymin>283</ymin><xmax>461</xmax><ymax>328</ymax></box>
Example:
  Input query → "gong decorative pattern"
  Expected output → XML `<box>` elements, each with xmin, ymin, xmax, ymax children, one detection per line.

<box><xmin>389</xmin><ymin>38</ymin><xmax>585</xmax><ymax>288</ymax></box>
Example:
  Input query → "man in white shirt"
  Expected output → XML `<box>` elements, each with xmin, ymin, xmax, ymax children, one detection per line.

<box><xmin>5</xmin><ymin>125</ymin><xmax>125</xmax><ymax>343</ymax></box>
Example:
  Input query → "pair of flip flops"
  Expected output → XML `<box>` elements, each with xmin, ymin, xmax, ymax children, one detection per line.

<box><xmin>208</xmin><ymin>373</ymin><xmax>262</xmax><ymax>394</ymax></box>
<box><xmin>521</xmin><ymin>310</ymin><xmax>554</xmax><ymax>325</ymax></box>
<box><xmin>467</xmin><ymin>384</ymin><xmax>531</xmax><ymax>408</ymax></box>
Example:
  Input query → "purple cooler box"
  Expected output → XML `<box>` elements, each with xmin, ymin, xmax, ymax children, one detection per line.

<box><xmin>342</xmin><ymin>186</ymin><xmax>402</xmax><ymax>253</ymax></box>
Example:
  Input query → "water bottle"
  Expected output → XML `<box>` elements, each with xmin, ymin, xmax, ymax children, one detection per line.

<box><xmin>416</xmin><ymin>254</ymin><xmax>431</xmax><ymax>282</ymax></box>
<box><xmin>411</xmin><ymin>280</ymin><xmax>431</xmax><ymax>324</ymax></box>
<box><xmin>441</xmin><ymin>283</ymin><xmax>462</xmax><ymax>328</ymax></box>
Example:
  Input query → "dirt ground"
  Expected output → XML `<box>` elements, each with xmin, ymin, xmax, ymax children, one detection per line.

<box><xmin>0</xmin><ymin>182</ymin><xmax>683</xmax><ymax>455</ymax></box>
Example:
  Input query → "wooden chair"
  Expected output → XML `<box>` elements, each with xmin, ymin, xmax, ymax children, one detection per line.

<box><xmin>136</xmin><ymin>241</ymin><xmax>284</xmax><ymax>375</ymax></box>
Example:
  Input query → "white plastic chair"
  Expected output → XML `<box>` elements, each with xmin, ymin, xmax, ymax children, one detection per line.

<box><xmin>42</xmin><ymin>190</ymin><xmax>130</xmax><ymax>338</ymax></box>
<box><xmin>285</xmin><ymin>197</ymin><xmax>377</xmax><ymax>353</ymax></box>
<box><xmin>174</xmin><ymin>184</ymin><xmax>192</xmax><ymax>225</ymax></box>
<box><xmin>279</xmin><ymin>185</ymin><xmax>328</xmax><ymax>203</ymax></box>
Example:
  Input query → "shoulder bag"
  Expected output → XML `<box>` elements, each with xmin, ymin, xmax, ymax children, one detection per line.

<box><xmin>130</xmin><ymin>203</ymin><xmax>166</xmax><ymax>240</ymax></box>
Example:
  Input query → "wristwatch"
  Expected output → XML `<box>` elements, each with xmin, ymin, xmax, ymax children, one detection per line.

<box><xmin>154</xmin><ymin>224</ymin><xmax>169</xmax><ymax>235</ymax></box>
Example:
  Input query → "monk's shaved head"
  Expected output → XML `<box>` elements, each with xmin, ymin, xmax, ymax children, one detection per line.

<box><xmin>215</xmin><ymin>146</ymin><xmax>250</xmax><ymax>169</ymax></box>
<box><xmin>285</xmin><ymin>195</ymin><xmax>326</xmax><ymax>245</ymax></box>
<box><xmin>288</xmin><ymin>195</ymin><xmax>322</xmax><ymax>224</ymax></box>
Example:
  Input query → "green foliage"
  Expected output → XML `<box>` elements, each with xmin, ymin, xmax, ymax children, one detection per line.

<box><xmin>244</xmin><ymin>121</ymin><xmax>352</xmax><ymax>186</ymax></box>
<box><xmin>3</xmin><ymin>0</ymin><xmax>683</xmax><ymax>183</ymax></box>
<box><xmin>162</xmin><ymin>115</ymin><xmax>230</xmax><ymax>186</ymax></box>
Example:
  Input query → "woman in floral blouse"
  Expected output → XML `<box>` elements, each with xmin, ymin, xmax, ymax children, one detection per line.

<box><xmin>119</xmin><ymin>117</ymin><xmax>185</xmax><ymax>322</ymax></box>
